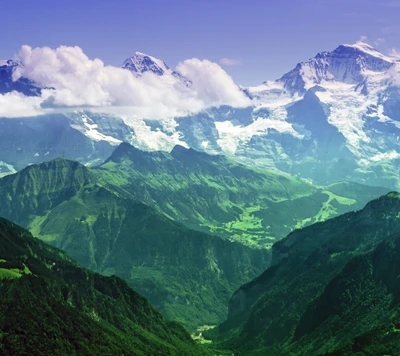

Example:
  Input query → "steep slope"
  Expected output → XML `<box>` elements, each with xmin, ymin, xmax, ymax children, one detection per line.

<box><xmin>291</xmin><ymin>233</ymin><xmax>400</xmax><ymax>355</ymax></box>
<box><xmin>0</xmin><ymin>158</ymin><xmax>270</xmax><ymax>329</ymax></box>
<box><xmin>96</xmin><ymin>142</ymin><xmax>389</xmax><ymax>247</ymax></box>
<box><xmin>0</xmin><ymin>217</ymin><xmax>209</xmax><ymax>356</ymax></box>
<box><xmin>210</xmin><ymin>192</ymin><xmax>400</xmax><ymax>355</ymax></box>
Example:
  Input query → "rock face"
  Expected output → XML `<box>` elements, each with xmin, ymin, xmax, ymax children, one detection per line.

<box><xmin>1</xmin><ymin>43</ymin><xmax>400</xmax><ymax>189</ymax></box>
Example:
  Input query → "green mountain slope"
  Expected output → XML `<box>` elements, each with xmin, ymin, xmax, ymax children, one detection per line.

<box><xmin>95</xmin><ymin>143</ymin><xmax>389</xmax><ymax>247</ymax></box>
<box><xmin>0</xmin><ymin>217</ymin><xmax>209</xmax><ymax>356</ymax></box>
<box><xmin>0</xmin><ymin>158</ymin><xmax>270</xmax><ymax>329</ymax></box>
<box><xmin>209</xmin><ymin>192</ymin><xmax>400</xmax><ymax>355</ymax></box>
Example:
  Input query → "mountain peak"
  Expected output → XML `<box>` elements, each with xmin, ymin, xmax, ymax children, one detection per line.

<box><xmin>0</xmin><ymin>59</ymin><xmax>22</xmax><ymax>68</ymax></box>
<box><xmin>332</xmin><ymin>41</ymin><xmax>394</xmax><ymax>63</ymax></box>
<box><xmin>121</xmin><ymin>52</ymin><xmax>169</xmax><ymax>76</ymax></box>
<box><xmin>274</xmin><ymin>41</ymin><xmax>395</xmax><ymax>93</ymax></box>
<box><xmin>104</xmin><ymin>142</ymin><xmax>169</xmax><ymax>164</ymax></box>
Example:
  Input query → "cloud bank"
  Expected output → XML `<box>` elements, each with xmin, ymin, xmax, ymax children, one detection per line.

<box><xmin>2</xmin><ymin>45</ymin><xmax>251</xmax><ymax>118</ymax></box>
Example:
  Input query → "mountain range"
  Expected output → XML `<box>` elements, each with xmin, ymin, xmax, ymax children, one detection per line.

<box><xmin>0</xmin><ymin>148</ymin><xmax>274</xmax><ymax>329</ymax></box>
<box><xmin>0</xmin><ymin>142</ymin><xmax>387</xmax><ymax>328</ymax></box>
<box><xmin>1</xmin><ymin>42</ymin><xmax>400</xmax><ymax>189</ymax></box>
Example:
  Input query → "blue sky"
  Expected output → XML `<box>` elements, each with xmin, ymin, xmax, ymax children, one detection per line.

<box><xmin>2</xmin><ymin>0</ymin><xmax>400</xmax><ymax>85</ymax></box>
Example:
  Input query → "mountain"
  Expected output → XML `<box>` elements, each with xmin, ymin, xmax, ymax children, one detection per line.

<box><xmin>121</xmin><ymin>52</ymin><xmax>191</xmax><ymax>85</ymax></box>
<box><xmin>0</xmin><ymin>156</ymin><xmax>270</xmax><ymax>329</ymax></box>
<box><xmin>0</xmin><ymin>59</ymin><xmax>40</xmax><ymax>96</ymax></box>
<box><xmin>177</xmin><ymin>42</ymin><xmax>400</xmax><ymax>189</ymax></box>
<box><xmin>208</xmin><ymin>192</ymin><xmax>400</xmax><ymax>355</ymax></box>
<box><xmin>1</xmin><ymin>43</ymin><xmax>400</xmax><ymax>189</ymax></box>
<box><xmin>0</xmin><ymin>114</ymin><xmax>117</xmax><ymax>176</ymax></box>
<box><xmin>96</xmin><ymin>142</ymin><xmax>389</xmax><ymax>247</ymax></box>
<box><xmin>0</xmin><ymin>217</ymin><xmax>209</xmax><ymax>356</ymax></box>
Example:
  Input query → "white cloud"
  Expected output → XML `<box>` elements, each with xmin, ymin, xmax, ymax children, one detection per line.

<box><xmin>1</xmin><ymin>45</ymin><xmax>251</xmax><ymax>118</ymax></box>
<box><xmin>374</xmin><ymin>37</ymin><xmax>386</xmax><ymax>47</ymax></box>
<box><xmin>358</xmin><ymin>35</ymin><xmax>369</xmax><ymax>44</ymax></box>
<box><xmin>389</xmin><ymin>48</ymin><xmax>400</xmax><ymax>59</ymax></box>
<box><xmin>177</xmin><ymin>58</ymin><xmax>251</xmax><ymax>108</ymax></box>
<box><xmin>0</xmin><ymin>91</ymin><xmax>44</xmax><ymax>118</ymax></box>
<box><xmin>386</xmin><ymin>62</ymin><xmax>400</xmax><ymax>86</ymax></box>
<box><xmin>219</xmin><ymin>57</ymin><xmax>243</xmax><ymax>66</ymax></box>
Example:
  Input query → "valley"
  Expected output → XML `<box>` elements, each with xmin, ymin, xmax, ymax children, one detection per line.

<box><xmin>1</xmin><ymin>31</ymin><xmax>400</xmax><ymax>355</ymax></box>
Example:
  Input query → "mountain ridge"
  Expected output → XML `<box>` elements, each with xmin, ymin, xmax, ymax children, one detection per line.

<box><xmin>0</xmin><ymin>216</ymin><xmax>210</xmax><ymax>356</ymax></box>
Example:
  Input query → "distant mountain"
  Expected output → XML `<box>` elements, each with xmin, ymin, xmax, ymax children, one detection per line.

<box><xmin>97</xmin><ymin>142</ymin><xmax>389</xmax><ymax>247</ymax></box>
<box><xmin>0</xmin><ymin>217</ymin><xmax>208</xmax><ymax>356</ymax></box>
<box><xmin>0</xmin><ymin>59</ymin><xmax>40</xmax><ymax>96</ymax></box>
<box><xmin>0</xmin><ymin>114</ymin><xmax>115</xmax><ymax>176</ymax></box>
<box><xmin>121</xmin><ymin>51</ymin><xmax>191</xmax><ymax>85</ymax></box>
<box><xmin>1</xmin><ymin>43</ymin><xmax>400</xmax><ymax>189</ymax></box>
<box><xmin>209</xmin><ymin>192</ymin><xmax>400</xmax><ymax>355</ymax></box>
<box><xmin>179</xmin><ymin>42</ymin><xmax>400</xmax><ymax>189</ymax></box>
<box><xmin>0</xmin><ymin>156</ymin><xmax>270</xmax><ymax>329</ymax></box>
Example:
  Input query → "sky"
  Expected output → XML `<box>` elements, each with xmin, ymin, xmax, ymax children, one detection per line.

<box><xmin>1</xmin><ymin>0</ymin><xmax>400</xmax><ymax>85</ymax></box>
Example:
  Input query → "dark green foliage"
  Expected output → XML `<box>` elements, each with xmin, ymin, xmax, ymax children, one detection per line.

<box><xmin>0</xmin><ymin>218</ymin><xmax>209</xmax><ymax>356</ymax></box>
<box><xmin>211</xmin><ymin>192</ymin><xmax>400</xmax><ymax>355</ymax></box>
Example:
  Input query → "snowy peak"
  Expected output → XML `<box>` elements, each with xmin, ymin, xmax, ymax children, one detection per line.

<box><xmin>0</xmin><ymin>59</ymin><xmax>23</xmax><ymax>68</ymax></box>
<box><xmin>121</xmin><ymin>51</ymin><xmax>191</xmax><ymax>86</ymax></box>
<box><xmin>340</xmin><ymin>42</ymin><xmax>395</xmax><ymax>62</ymax></box>
<box><xmin>121</xmin><ymin>51</ymin><xmax>170</xmax><ymax>76</ymax></box>
<box><xmin>276</xmin><ymin>42</ymin><xmax>396</xmax><ymax>94</ymax></box>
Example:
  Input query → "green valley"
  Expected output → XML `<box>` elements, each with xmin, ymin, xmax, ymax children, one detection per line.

<box><xmin>95</xmin><ymin>143</ymin><xmax>389</xmax><ymax>248</ymax></box>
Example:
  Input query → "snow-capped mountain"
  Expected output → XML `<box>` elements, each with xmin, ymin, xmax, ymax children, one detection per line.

<box><xmin>121</xmin><ymin>51</ymin><xmax>191</xmax><ymax>85</ymax></box>
<box><xmin>122</xmin><ymin>51</ymin><xmax>171</xmax><ymax>75</ymax></box>
<box><xmin>1</xmin><ymin>42</ymin><xmax>400</xmax><ymax>189</ymax></box>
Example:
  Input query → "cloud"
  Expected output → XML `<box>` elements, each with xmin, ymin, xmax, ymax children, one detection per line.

<box><xmin>219</xmin><ymin>58</ymin><xmax>243</xmax><ymax>67</ymax></box>
<box><xmin>3</xmin><ymin>45</ymin><xmax>251</xmax><ymax>118</ymax></box>
<box><xmin>386</xmin><ymin>61</ymin><xmax>400</xmax><ymax>86</ymax></box>
<box><xmin>177</xmin><ymin>58</ymin><xmax>251</xmax><ymax>108</ymax></box>
<box><xmin>389</xmin><ymin>48</ymin><xmax>400</xmax><ymax>59</ymax></box>
<box><xmin>358</xmin><ymin>35</ymin><xmax>369</xmax><ymax>43</ymax></box>
<box><xmin>0</xmin><ymin>91</ymin><xmax>44</xmax><ymax>118</ymax></box>
<box><xmin>374</xmin><ymin>37</ymin><xmax>386</xmax><ymax>47</ymax></box>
